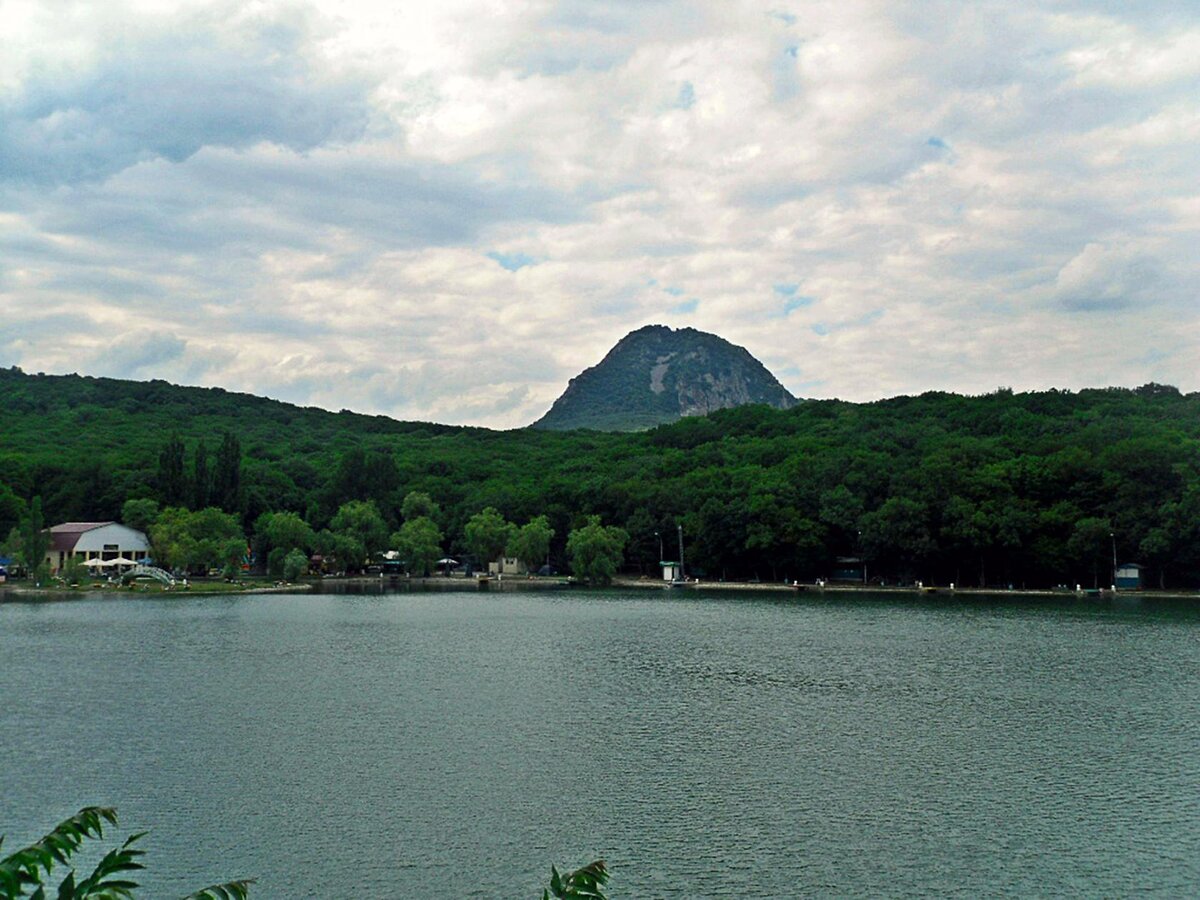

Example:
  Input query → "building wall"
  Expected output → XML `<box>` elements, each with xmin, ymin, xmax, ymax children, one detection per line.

<box><xmin>72</xmin><ymin>523</ymin><xmax>151</xmax><ymax>555</ymax></box>
<box><xmin>1115</xmin><ymin>565</ymin><xmax>1142</xmax><ymax>589</ymax></box>
<box><xmin>488</xmin><ymin>557</ymin><xmax>527</xmax><ymax>575</ymax></box>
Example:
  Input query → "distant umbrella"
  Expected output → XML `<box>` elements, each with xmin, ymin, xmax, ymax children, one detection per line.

<box><xmin>436</xmin><ymin>558</ymin><xmax>459</xmax><ymax>566</ymax></box>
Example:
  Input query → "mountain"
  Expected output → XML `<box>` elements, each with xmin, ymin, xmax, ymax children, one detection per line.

<box><xmin>531</xmin><ymin>325</ymin><xmax>798</xmax><ymax>431</ymax></box>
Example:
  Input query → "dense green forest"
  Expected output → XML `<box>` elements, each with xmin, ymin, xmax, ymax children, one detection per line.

<box><xmin>2</xmin><ymin>366</ymin><xmax>1199</xmax><ymax>588</ymax></box>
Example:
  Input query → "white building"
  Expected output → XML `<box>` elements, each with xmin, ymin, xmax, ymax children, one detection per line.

<box><xmin>487</xmin><ymin>556</ymin><xmax>527</xmax><ymax>576</ymax></box>
<box><xmin>45</xmin><ymin>522</ymin><xmax>151</xmax><ymax>573</ymax></box>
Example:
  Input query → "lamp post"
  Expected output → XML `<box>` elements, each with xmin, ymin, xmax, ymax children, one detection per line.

<box><xmin>1110</xmin><ymin>532</ymin><xmax>1118</xmax><ymax>589</ymax></box>
<box><xmin>677</xmin><ymin>524</ymin><xmax>686</xmax><ymax>582</ymax></box>
<box><xmin>858</xmin><ymin>529</ymin><xmax>866</xmax><ymax>585</ymax></box>
<box><xmin>654</xmin><ymin>530</ymin><xmax>663</xmax><ymax>565</ymax></box>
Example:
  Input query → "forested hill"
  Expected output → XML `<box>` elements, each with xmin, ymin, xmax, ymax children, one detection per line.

<box><xmin>2</xmin><ymin>365</ymin><xmax>1199</xmax><ymax>588</ymax></box>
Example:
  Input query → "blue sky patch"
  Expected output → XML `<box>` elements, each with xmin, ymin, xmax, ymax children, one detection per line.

<box><xmin>487</xmin><ymin>251</ymin><xmax>537</xmax><ymax>271</ymax></box>
<box><xmin>672</xmin><ymin>298</ymin><xmax>699</xmax><ymax>314</ymax></box>
<box><xmin>677</xmin><ymin>81</ymin><xmax>695</xmax><ymax>110</ymax></box>
<box><xmin>664</xmin><ymin>286</ymin><xmax>685</xmax><ymax>296</ymax></box>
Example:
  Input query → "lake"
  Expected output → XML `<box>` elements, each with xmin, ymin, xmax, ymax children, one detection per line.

<box><xmin>2</xmin><ymin>586</ymin><xmax>1198</xmax><ymax>897</ymax></box>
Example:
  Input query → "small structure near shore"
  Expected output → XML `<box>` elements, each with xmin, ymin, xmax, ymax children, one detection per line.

<box><xmin>660</xmin><ymin>561</ymin><xmax>683</xmax><ymax>582</ymax></box>
<box><xmin>488</xmin><ymin>556</ymin><xmax>527</xmax><ymax>576</ymax></box>
<box><xmin>831</xmin><ymin>556</ymin><xmax>865</xmax><ymax>582</ymax></box>
<box><xmin>1115</xmin><ymin>563</ymin><xmax>1143</xmax><ymax>590</ymax></box>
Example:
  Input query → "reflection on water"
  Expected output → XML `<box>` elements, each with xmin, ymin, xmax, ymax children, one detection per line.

<box><xmin>2</xmin><ymin>588</ymin><xmax>1198</xmax><ymax>897</ymax></box>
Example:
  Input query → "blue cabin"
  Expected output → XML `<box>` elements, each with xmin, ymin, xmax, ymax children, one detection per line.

<box><xmin>832</xmin><ymin>556</ymin><xmax>865</xmax><ymax>582</ymax></box>
<box><xmin>1115</xmin><ymin>563</ymin><xmax>1142</xmax><ymax>589</ymax></box>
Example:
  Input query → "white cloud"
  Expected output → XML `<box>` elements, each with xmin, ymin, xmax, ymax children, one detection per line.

<box><xmin>1</xmin><ymin>0</ymin><xmax>1198</xmax><ymax>427</ymax></box>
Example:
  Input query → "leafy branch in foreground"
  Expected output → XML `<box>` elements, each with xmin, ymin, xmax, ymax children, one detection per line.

<box><xmin>0</xmin><ymin>807</ymin><xmax>254</xmax><ymax>899</ymax></box>
<box><xmin>182</xmin><ymin>880</ymin><xmax>255</xmax><ymax>900</ymax></box>
<box><xmin>543</xmin><ymin>860</ymin><xmax>609</xmax><ymax>899</ymax></box>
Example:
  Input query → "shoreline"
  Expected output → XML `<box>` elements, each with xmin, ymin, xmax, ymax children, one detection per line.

<box><xmin>608</xmin><ymin>577</ymin><xmax>1200</xmax><ymax>600</ymax></box>
<box><xmin>0</xmin><ymin>580</ymin><xmax>314</xmax><ymax>600</ymax></box>
<box><xmin>4</xmin><ymin>574</ymin><xmax>1196</xmax><ymax>603</ymax></box>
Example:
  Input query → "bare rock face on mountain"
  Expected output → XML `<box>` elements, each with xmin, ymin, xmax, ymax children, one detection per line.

<box><xmin>531</xmin><ymin>325</ymin><xmax>798</xmax><ymax>431</ymax></box>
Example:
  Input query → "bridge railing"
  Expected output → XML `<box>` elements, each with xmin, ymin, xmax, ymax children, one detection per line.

<box><xmin>128</xmin><ymin>565</ymin><xmax>176</xmax><ymax>586</ymax></box>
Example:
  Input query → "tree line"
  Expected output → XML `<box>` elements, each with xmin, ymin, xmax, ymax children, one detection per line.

<box><xmin>2</xmin><ymin>366</ymin><xmax>1199</xmax><ymax>588</ymax></box>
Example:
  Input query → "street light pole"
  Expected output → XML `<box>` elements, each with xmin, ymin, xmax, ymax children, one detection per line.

<box><xmin>655</xmin><ymin>531</ymin><xmax>663</xmax><ymax>564</ymax></box>
<box><xmin>1110</xmin><ymin>532</ymin><xmax>1118</xmax><ymax>589</ymax></box>
<box><xmin>858</xmin><ymin>529</ymin><xmax>866</xmax><ymax>585</ymax></box>
<box><xmin>677</xmin><ymin>524</ymin><xmax>686</xmax><ymax>582</ymax></box>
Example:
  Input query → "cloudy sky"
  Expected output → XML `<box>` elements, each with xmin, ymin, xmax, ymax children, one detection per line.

<box><xmin>2</xmin><ymin>0</ymin><xmax>1197</xmax><ymax>428</ymax></box>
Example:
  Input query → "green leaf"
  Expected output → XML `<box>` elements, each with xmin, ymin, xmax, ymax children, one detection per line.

<box><xmin>181</xmin><ymin>877</ymin><xmax>256</xmax><ymax>899</ymax></box>
<box><xmin>0</xmin><ymin>807</ymin><xmax>118</xmax><ymax>892</ymax></box>
<box><xmin>55</xmin><ymin>870</ymin><xmax>76</xmax><ymax>900</ymax></box>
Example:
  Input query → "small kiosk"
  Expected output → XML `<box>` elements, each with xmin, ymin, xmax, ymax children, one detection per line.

<box><xmin>1114</xmin><ymin>563</ymin><xmax>1142</xmax><ymax>590</ymax></box>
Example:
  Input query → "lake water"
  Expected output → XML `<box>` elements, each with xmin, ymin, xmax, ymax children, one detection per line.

<box><xmin>2</xmin><ymin>587</ymin><xmax>1199</xmax><ymax>897</ymax></box>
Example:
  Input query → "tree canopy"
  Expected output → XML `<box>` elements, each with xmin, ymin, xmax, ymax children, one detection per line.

<box><xmin>393</xmin><ymin>517</ymin><xmax>443</xmax><ymax>576</ymax></box>
<box><xmin>464</xmin><ymin>507</ymin><xmax>514</xmax><ymax>567</ymax></box>
<box><xmin>567</xmin><ymin>517</ymin><xmax>628</xmax><ymax>585</ymax></box>
<box><xmin>4</xmin><ymin>367</ymin><xmax>1200</xmax><ymax>587</ymax></box>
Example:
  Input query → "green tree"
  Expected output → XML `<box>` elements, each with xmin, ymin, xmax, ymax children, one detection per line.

<box><xmin>120</xmin><ymin>498</ymin><xmax>159</xmax><ymax>534</ymax></box>
<box><xmin>18</xmin><ymin>496</ymin><xmax>49</xmax><ymax>575</ymax></box>
<box><xmin>0</xmin><ymin>483</ymin><xmax>25</xmax><ymax>545</ymax></box>
<box><xmin>1139</xmin><ymin>527</ymin><xmax>1172</xmax><ymax>589</ymax></box>
<box><xmin>392</xmin><ymin>516</ymin><xmax>443</xmax><ymax>576</ymax></box>
<box><xmin>860</xmin><ymin>497</ymin><xmax>935</xmax><ymax>581</ymax></box>
<box><xmin>191</xmin><ymin>508</ymin><xmax>244</xmax><ymax>570</ymax></box>
<box><xmin>1067</xmin><ymin>516</ymin><xmax>1114</xmax><ymax>588</ymax></box>
<box><xmin>267</xmin><ymin>546</ymin><xmax>288</xmax><ymax>580</ymax></box>
<box><xmin>156</xmin><ymin>434</ymin><xmax>187</xmax><ymax>507</ymax></box>
<box><xmin>464</xmin><ymin>507</ymin><xmax>514</xmax><ymax>568</ymax></box>
<box><xmin>0</xmin><ymin>527</ymin><xmax>20</xmax><ymax>561</ymax></box>
<box><xmin>818</xmin><ymin>485</ymin><xmax>864</xmax><ymax>536</ymax></box>
<box><xmin>192</xmin><ymin>439</ymin><xmax>210</xmax><ymax>509</ymax></box>
<box><xmin>149</xmin><ymin>507</ymin><xmax>199</xmax><ymax>572</ymax></box>
<box><xmin>401</xmin><ymin>490</ymin><xmax>440</xmax><ymax>522</ymax></box>
<box><xmin>508</xmin><ymin>515</ymin><xmax>554</xmax><ymax>572</ymax></box>
<box><xmin>211</xmin><ymin>431</ymin><xmax>242</xmax><ymax>513</ymax></box>
<box><xmin>149</xmin><ymin>507</ymin><xmax>244</xmax><ymax>574</ymax></box>
<box><xmin>254</xmin><ymin>511</ymin><xmax>315</xmax><ymax>560</ymax></box>
<box><xmin>60</xmin><ymin>555</ymin><xmax>88</xmax><ymax>586</ymax></box>
<box><xmin>566</xmin><ymin>516</ymin><xmax>627</xmax><ymax>585</ymax></box>
<box><xmin>219</xmin><ymin>537</ymin><xmax>247</xmax><ymax>579</ymax></box>
<box><xmin>329</xmin><ymin>500</ymin><xmax>389</xmax><ymax>570</ymax></box>
<box><xmin>282</xmin><ymin>548</ymin><xmax>308</xmax><ymax>582</ymax></box>
<box><xmin>0</xmin><ymin>805</ymin><xmax>253</xmax><ymax>899</ymax></box>
<box><xmin>324</xmin><ymin>448</ymin><xmax>400</xmax><ymax>518</ymax></box>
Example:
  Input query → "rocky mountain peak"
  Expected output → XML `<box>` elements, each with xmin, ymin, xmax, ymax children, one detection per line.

<box><xmin>531</xmin><ymin>325</ymin><xmax>798</xmax><ymax>431</ymax></box>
